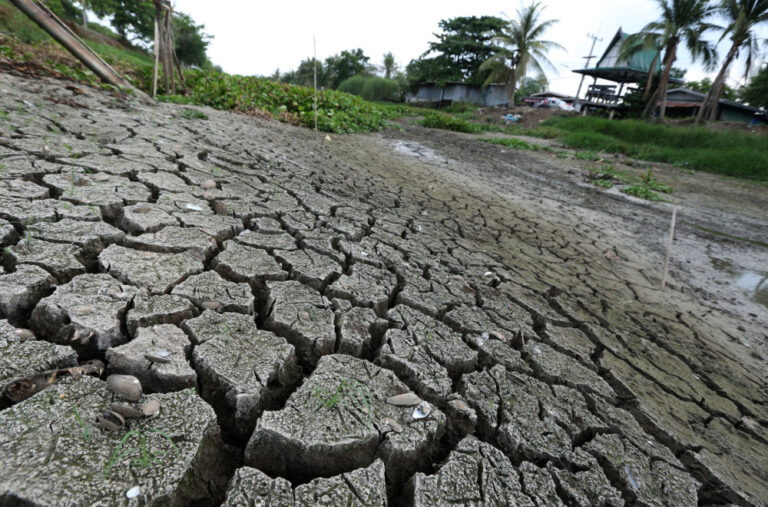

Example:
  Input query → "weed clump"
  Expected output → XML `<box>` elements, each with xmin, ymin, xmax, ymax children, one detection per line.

<box><xmin>420</xmin><ymin>112</ymin><xmax>479</xmax><ymax>133</ymax></box>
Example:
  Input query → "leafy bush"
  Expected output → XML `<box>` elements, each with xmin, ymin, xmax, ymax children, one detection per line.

<box><xmin>163</xmin><ymin>70</ymin><xmax>397</xmax><ymax>133</ymax></box>
<box><xmin>338</xmin><ymin>76</ymin><xmax>368</xmax><ymax>96</ymax></box>
<box><xmin>420</xmin><ymin>112</ymin><xmax>478</xmax><ymax>133</ymax></box>
<box><xmin>360</xmin><ymin>77</ymin><xmax>399</xmax><ymax>101</ymax></box>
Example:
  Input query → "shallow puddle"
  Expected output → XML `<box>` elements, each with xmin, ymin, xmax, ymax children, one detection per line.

<box><xmin>711</xmin><ymin>257</ymin><xmax>768</xmax><ymax>308</ymax></box>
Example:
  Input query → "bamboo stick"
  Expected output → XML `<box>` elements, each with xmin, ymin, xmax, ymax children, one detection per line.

<box><xmin>661</xmin><ymin>204</ymin><xmax>677</xmax><ymax>289</ymax></box>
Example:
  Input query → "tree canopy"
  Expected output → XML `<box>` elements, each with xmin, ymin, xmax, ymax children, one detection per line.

<box><xmin>740</xmin><ymin>63</ymin><xmax>768</xmax><ymax>108</ymax></box>
<box><xmin>406</xmin><ymin>16</ymin><xmax>507</xmax><ymax>88</ymax></box>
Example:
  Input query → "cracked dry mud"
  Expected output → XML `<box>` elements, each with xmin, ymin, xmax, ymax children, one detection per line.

<box><xmin>0</xmin><ymin>72</ymin><xmax>766</xmax><ymax>506</ymax></box>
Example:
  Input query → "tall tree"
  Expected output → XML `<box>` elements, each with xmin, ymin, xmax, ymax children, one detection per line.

<box><xmin>90</xmin><ymin>0</ymin><xmax>154</xmax><ymax>43</ymax></box>
<box><xmin>383</xmin><ymin>52</ymin><xmax>397</xmax><ymax>79</ymax></box>
<box><xmin>406</xmin><ymin>16</ymin><xmax>506</xmax><ymax>88</ymax></box>
<box><xmin>324</xmin><ymin>49</ymin><xmax>373</xmax><ymax>89</ymax></box>
<box><xmin>630</xmin><ymin>0</ymin><xmax>718</xmax><ymax>121</ymax></box>
<box><xmin>695</xmin><ymin>0</ymin><xmax>768</xmax><ymax>123</ymax></box>
<box><xmin>480</xmin><ymin>2</ymin><xmax>562</xmax><ymax>105</ymax></box>
<box><xmin>173</xmin><ymin>12</ymin><xmax>211</xmax><ymax>67</ymax></box>
<box><xmin>740</xmin><ymin>62</ymin><xmax>768</xmax><ymax>107</ymax></box>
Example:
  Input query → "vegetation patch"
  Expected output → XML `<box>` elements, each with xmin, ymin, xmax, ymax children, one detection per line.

<box><xmin>160</xmin><ymin>71</ymin><xmax>399</xmax><ymax>133</ymax></box>
<box><xmin>541</xmin><ymin>117</ymin><xmax>768</xmax><ymax>181</ymax></box>
<box><xmin>480</xmin><ymin>137</ymin><xmax>538</xmax><ymax>151</ymax></box>
<box><xmin>420</xmin><ymin>112</ymin><xmax>479</xmax><ymax>133</ymax></box>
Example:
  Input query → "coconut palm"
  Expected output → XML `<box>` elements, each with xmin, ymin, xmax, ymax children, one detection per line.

<box><xmin>695</xmin><ymin>0</ymin><xmax>768</xmax><ymax>123</ymax></box>
<box><xmin>628</xmin><ymin>0</ymin><xmax>719</xmax><ymax>120</ymax></box>
<box><xmin>480</xmin><ymin>1</ymin><xmax>562</xmax><ymax>106</ymax></box>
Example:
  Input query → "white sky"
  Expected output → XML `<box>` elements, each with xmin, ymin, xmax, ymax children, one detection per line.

<box><xmin>172</xmin><ymin>0</ymin><xmax>764</xmax><ymax>95</ymax></box>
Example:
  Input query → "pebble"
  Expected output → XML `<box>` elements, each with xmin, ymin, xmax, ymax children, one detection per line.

<box><xmin>13</xmin><ymin>329</ymin><xmax>35</xmax><ymax>341</ymax></box>
<box><xmin>449</xmin><ymin>399</ymin><xmax>470</xmax><ymax>412</ymax></box>
<box><xmin>126</xmin><ymin>486</ymin><xmax>141</xmax><ymax>499</ymax></box>
<box><xmin>201</xmin><ymin>180</ymin><xmax>216</xmax><ymax>189</ymax></box>
<box><xmin>201</xmin><ymin>300</ymin><xmax>221</xmax><ymax>311</ymax></box>
<box><xmin>185</xmin><ymin>203</ymin><xmax>203</xmax><ymax>212</ymax></box>
<box><xmin>213</xmin><ymin>201</ymin><xmax>227</xmax><ymax>215</ymax></box>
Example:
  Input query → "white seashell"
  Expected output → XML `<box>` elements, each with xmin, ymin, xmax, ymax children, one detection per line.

<box><xmin>185</xmin><ymin>203</ymin><xmax>203</xmax><ymax>211</ymax></box>
<box><xmin>141</xmin><ymin>399</ymin><xmax>161</xmax><ymax>417</ymax></box>
<box><xmin>386</xmin><ymin>393</ymin><xmax>421</xmax><ymax>406</ymax></box>
<box><xmin>126</xmin><ymin>486</ymin><xmax>141</xmax><ymax>499</ymax></box>
<box><xmin>413</xmin><ymin>401</ymin><xmax>432</xmax><ymax>420</ymax></box>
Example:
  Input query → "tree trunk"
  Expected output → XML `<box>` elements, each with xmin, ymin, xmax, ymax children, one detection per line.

<box><xmin>696</xmin><ymin>42</ymin><xmax>739</xmax><ymax>124</ymax></box>
<box><xmin>507</xmin><ymin>68</ymin><xmax>517</xmax><ymax>107</ymax></box>
<box><xmin>656</xmin><ymin>43</ymin><xmax>677</xmax><ymax>121</ymax></box>
<box><xmin>81</xmin><ymin>0</ymin><xmax>86</xmax><ymax>28</ymax></box>
<box><xmin>643</xmin><ymin>52</ymin><xmax>659</xmax><ymax>101</ymax></box>
<box><xmin>642</xmin><ymin>85</ymin><xmax>662</xmax><ymax>118</ymax></box>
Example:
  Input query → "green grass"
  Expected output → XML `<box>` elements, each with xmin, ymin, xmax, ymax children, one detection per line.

<box><xmin>83</xmin><ymin>39</ymin><xmax>152</xmax><ymax>69</ymax></box>
<box><xmin>420</xmin><ymin>112</ymin><xmax>479</xmax><ymax>133</ymax></box>
<box><xmin>541</xmin><ymin>116</ymin><xmax>768</xmax><ymax>181</ymax></box>
<box><xmin>180</xmin><ymin>108</ymin><xmax>208</xmax><ymax>120</ymax></box>
<box><xmin>104</xmin><ymin>428</ymin><xmax>179</xmax><ymax>477</ymax></box>
<box><xmin>480</xmin><ymin>137</ymin><xmax>539</xmax><ymax>151</ymax></box>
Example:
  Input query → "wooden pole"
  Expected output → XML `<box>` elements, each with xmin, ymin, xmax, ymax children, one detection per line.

<box><xmin>661</xmin><ymin>204</ymin><xmax>677</xmax><ymax>290</ymax></box>
<box><xmin>313</xmin><ymin>35</ymin><xmax>318</xmax><ymax>136</ymax></box>
<box><xmin>9</xmin><ymin>0</ymin><xmax>144</xmax><ymax>95</ymax></box>
<box><xmin>152</xmin><ymin>16</ymin><xmax>159</xmax><ymax>98</ymax></box>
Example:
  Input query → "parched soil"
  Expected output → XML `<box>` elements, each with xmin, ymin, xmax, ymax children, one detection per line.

<box><xmin>0</xmin><ymin>71</ymin><xmax>766</xmax><ymax>506</ymax></box>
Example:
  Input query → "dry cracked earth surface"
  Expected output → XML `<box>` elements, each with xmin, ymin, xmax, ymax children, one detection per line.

<box><xmin>0</xmin><ymin>71</ymin><xmax>766</xmax><ymax>506</ymax></box>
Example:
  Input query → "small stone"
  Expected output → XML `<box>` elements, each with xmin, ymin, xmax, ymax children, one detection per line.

<box><xmin>213</xmin><ymin>201</ymin><xmax>227</xmax><ymax>215</ymax></box>
<box><xmin>449</xmin><ymin>399</ymin><xmax>470</xmax><ymax>412</ymax></box>
<box><xmin>201</xmin><ymin>180</ymin><xmax>216</xmax><ymax>190</ymax></box>
<box><xmin>387</xmin><ymin>392</ymin><xmax>422</xmax><ymax>406</ymax></box>
<box><xmin>186</xmin><ymin>203</ymin><xmax>203</xmax><ymax>212</ymax></box>
<box><xmin>71</xmin><ymin>305</ymin><xmax>92</xmax><ymax>315</ymax></box>
<box><xmin>126</xmin><ymin>486</ymin><xmax>141</xmax><ymax>499</ymax></box>
<box><xmin>13</xmin><ymin>329</ymin><xmax>34</xmax><ymax>341</ymax></box>
<box><xmin>202</xmin><ymin>300</ymin><xmax>221</xmax><ymax>311</ymax></box>
<box><xmin>106</xmin><ymin>374</ymin><xmax>143</xmax><ymax>401</ymax></box>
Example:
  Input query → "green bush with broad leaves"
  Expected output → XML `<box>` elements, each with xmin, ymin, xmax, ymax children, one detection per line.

<box><xmin>161</xmin><ymin>70</ymin><xmax>400</xmax><ymax>133</ymax></box>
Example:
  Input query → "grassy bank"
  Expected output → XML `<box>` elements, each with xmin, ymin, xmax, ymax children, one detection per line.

<box><xmin>541</xmin><ymin>117</ymin><xmax>768</xmax><ymax>181</ymax></box>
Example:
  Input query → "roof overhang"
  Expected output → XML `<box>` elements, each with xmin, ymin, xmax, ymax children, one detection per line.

<box><xmin>573</xmin><ymin>67</ymin><xmax>684</xmax><ymax>85</ymax></box>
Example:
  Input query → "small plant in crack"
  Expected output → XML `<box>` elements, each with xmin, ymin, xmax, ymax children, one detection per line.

<box><xmin>24</xmin><ymin>216</ymin><xmax>36</xmax><ymax>248</ymax></box>
<box><xmin>314</xmin><ymin>379</ymin><xmax>374</xmax><ymax>424</ymax></box>
<box><xmin>223</xmin><ymin>325</ymin><xmax>232</xmax><ymax>345</ymax></box>
<box><xmin>72</xmin><ymin>407</ymin><xmax>91</xmax><ymax>442</ymax></box>
<box><xmin>103</xmin><ymin>428</ymin><xmax>179</xmax><ymax>477</ymax></box>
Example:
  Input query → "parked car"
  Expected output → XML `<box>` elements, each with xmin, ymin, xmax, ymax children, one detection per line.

<box><xmin>534</xmin><ymin>97</ymin><xmax>574</xmax><ymax>111</ymax></box>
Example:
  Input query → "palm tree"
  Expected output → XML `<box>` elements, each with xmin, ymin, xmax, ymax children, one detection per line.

<box><xmin>383</xmin><ymin>52</ymin><xmax>397</xmax><ymax>79</ymax></box>
<box><xmin>695</xmin><ymin>0</ymin><xmax>768</xmax><ymax>123</ymax></box>
<box><xmin>480</xmin><ymin>1</ymin><xmax>562</xmax><ymax>106</ymax></box>
<box><xmin>628</xmin><ymin>0</ymin><xmax>718</xmax><ymax>120</ymax></box>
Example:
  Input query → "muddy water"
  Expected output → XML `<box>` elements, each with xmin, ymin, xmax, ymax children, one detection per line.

<box><xmin>711</xmin><ymin>257</ymin><xmax>768</xmax><ymax>308</ymax></box>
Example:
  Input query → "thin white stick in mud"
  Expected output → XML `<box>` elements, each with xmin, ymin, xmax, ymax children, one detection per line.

<box><xmin>661</xmin><ymin>204</ymin><xmax>677</xmax><ymax>290</ymax></box>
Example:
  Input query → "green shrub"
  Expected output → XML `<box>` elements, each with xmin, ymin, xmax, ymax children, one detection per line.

<box><xmin>420</xmin><ymin>112</ymin><xmax>478</xmax><ymax>133</ymax></box>
<box><xmin>338</xmin><ymin>75</ymin><xmax>368</xmax><ymax>96</ymax></box>
<box><xmin>360</xmin><ymin>77</ymin><xmax>399</xmax><ymax>101</ymax></box>
<box><xmin>161</xmin><ymin>70</ymin><xmax>398</xmax><ymax>133</ymax></box>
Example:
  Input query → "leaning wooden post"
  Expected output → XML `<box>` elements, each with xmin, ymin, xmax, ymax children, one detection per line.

<box><xmin>661</xmin><ymin>204</ymin><xmax>677</xmax><ymax>289</ymax></box>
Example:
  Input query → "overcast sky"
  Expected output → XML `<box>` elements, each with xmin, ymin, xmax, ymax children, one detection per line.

<box><xmin>175</xmin><ymin>0</ymin><xmax>764</xmax><ymax>95</ymax></box>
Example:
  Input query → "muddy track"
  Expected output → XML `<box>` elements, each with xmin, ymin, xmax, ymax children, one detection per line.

<box><xmin>0</xmin><ymin>72</ymin><xmax>766</xmax><ymax>506</ymax></box>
